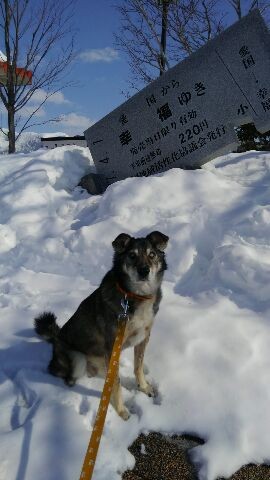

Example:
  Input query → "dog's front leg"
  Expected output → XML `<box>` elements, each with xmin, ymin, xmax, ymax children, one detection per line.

<box><xmin>134</xmin><ymin>333</ymin><xmax>155</xmax><ymax>397</ymax></box>
<box><xmin>107</xmin><ymin>358</ymin><xmax>130</xmax><ymax>421</ymax></box>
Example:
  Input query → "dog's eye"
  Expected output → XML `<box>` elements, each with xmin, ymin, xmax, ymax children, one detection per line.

<box><xmin>149</xmin><ymin>251</ymin><xmax>156</xmax><ymax>259</ymax></box>
<box><xmin>129</xmin><ymin>252</ymin><xmax>137</xmax><ymax>260</ymax></box>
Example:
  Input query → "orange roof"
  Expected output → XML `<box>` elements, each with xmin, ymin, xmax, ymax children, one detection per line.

<box><xmin>0</xmin><ymin>61</ymin><xmax>32</xmax><ymax>85</ymax></box>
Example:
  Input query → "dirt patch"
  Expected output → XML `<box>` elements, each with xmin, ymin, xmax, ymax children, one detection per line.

<box><xmin>122</xmin><ymin>432</ymin><xmax>270</xmax><ymax>480</ymax></box>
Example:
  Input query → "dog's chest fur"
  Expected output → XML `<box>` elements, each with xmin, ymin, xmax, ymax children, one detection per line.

<box><xmin>123</xmin><ymin>299</ymin><xmax>155</xmax><ymax>349</ymax></box>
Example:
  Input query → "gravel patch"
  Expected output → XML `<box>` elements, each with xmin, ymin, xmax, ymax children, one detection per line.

<box><xmin>122</xmin><ymin>432</ymin><xmax>270</xmax><ymax>480</ymax></box>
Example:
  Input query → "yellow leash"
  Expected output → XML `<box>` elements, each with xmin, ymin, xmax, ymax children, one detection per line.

<box><xmin>79</xmin><ymin>296</ymin><xmax>129</xmax><ymax>480</ymax></box>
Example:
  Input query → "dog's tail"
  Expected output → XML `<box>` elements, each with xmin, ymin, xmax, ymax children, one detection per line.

<box><xmin>34</xmin><ymin>312</ymin><xmax>60</xmax><ymax>342</ymax></box>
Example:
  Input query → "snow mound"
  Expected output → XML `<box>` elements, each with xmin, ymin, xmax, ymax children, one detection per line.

<box><xmin>0</xmin><ymin>146</ymin><xmax>270</xmax><ymax>480</ymax></box>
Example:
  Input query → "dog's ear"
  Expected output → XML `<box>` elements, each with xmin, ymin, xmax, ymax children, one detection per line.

<box><xmin>147</xmin><ymin>231</ymin><xmax>169</xmax><ymax>251</ymax></box>
<box><xmin>112</xmin><ymin>233</ymin><xmax>132</xmax><ymax>253</ymax></box>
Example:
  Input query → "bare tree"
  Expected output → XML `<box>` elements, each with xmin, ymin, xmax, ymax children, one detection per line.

<box><xmin>159</xmin><ymin>0</ymin><xmax>174</xmax><ymax>76</ymax></box>
<box><xmin>167</xmin><ymin>0</ymin><xmax>224</xmax><ymax>60</ymax></box>
<box><xmin>115</xmin><ymin>0</ymin><xmax>270</xmax><ymax>94</ymax></box>
<box><xmin>227</xmin><ymin>0</ymin><xmax>270</xmax><ymax>20</ymax></box>
<box><xmin>0</xmin><ymin>0</ymin><xmax>76</xmax><ymax>153</ymax></box>
<box><xmin>228</xmin><ymin>0</ymin><xmax>242</xmax><ymax>19</ymax></box>
<box><xmin>114</xmin><ymin>0</ymin><xmax>225</xmax><ymax>92</ymax></box>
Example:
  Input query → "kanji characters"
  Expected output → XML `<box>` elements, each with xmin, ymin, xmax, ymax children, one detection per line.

<box><xmin>161</xmin><ymin>126</ymin><xmax>170</xmax><ymax>137</ymax></box>
<box><xmin>261</xmin><ymin>98</ymin><xmax>270</xmax><ymax>112</ymax></box>
<box><xmin>257</xmin><ymin>88</ymin><xmax>268</xmax><ymax>100</ymax></box>
<box><xmin>239</xmin><ymin>45</ymin><xmax>255</xmax><ymax>69</ymax></box>
<box><xmin>157</xmin><ymin>103</ymin><xmax>172</xmax><ymax>121</ymax></box>
<box><xmin>198</xmin><ymin>137</ymin><xmax>207</xmax><ymax>148</ymax></box>
<box><xmin>119</xmin><ymin>130</ymin><xmax>132</xmax><ymax>146</ymax></box>
<box><xmin>239</xmin><ymin>45</ymin><xmax>250</xmax><ymax>57</ymax></box>
<box><xmin>146</xmin><ymin>94</ymin><xmax>156</xmax><ymax>107</ymax></box>
<box><xmin>188</xmin><ymin>110</ymin><xmax>197</xmax><ymax>120</ymax></box>
<box><xmin>179</xmin><ymin>114</ymin><xmax>187</xmax><ymax>125</ymax></box>
<box><xmin>119</xmin><ymin>113</ymin><xmax>128</xmax><ymax>125</ymax></box>
<box><xmin>243</xmin><ymin>55</ymin><xmax>255</xmax><ymax>69</ymax></box>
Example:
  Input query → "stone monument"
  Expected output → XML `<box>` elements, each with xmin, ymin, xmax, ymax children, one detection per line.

<box><xmin>84</xmin><ymin>10</ymin><xmax>270</xmax><ymax>187</ymax></box>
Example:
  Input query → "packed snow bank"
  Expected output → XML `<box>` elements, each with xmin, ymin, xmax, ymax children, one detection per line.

<box><xmin>0</xmin><ymin>147</ymin><xmax>270</xmax><ymax>480</ymax></box>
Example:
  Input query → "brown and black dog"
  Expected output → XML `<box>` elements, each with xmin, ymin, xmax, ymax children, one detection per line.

<box><xmin>34</xmin><ymin>231</ymin><xmax>169</xmax><ymax>420</ymax></box>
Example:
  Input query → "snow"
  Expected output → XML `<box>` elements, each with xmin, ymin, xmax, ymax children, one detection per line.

<box><xmin>40</xmin><ymin>132</ymin><xmax>69</xmax><ymax>138</ymax></box>
<box><xmin>0</xmin><ymin>139</ymin><xmax>270</xmax><ymax>480</ymax></box>
<box><xmin>140</xmin><ymin>443</ymin><xmax>147</xmax><ymax>455</ymax></box>
<box><xmin>0</xmin><ymin>50</ymin><xmax>7</xmax><ymax>61</ymax></box>
<box><xmin>0</xmin><ymin>131</ymin><xmax>70</xmax><ymax>155</ymax></box>
<box><xmin>0</xmin><ymin>131</ymin><xmax>43</xmax><ymax>154</ymax></box>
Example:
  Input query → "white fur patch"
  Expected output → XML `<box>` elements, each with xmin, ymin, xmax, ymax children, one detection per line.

<box><xmin>87</xmin><ymin>355</ymin><xmax>107</xmax><ymax>377</ymax></box>
<box><xmin>123</xmin><ymin>300</ymin><xmax>154</xmax><ymax>348</ymax></box>
<box><xmin>70</xmin><ymin>351</ymin><xmax>87</xmax><ymax>379</ymax></box>
<box><xmin>123</xmin><ymin>264</ymin><xmax>161</xmax><ymax>296</ymax></box>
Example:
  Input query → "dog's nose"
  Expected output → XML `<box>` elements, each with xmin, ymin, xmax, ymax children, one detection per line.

<box><xmin>137</xmin><ymin>265</ymin><xmax>150</xmax><ymax>278</ymax></box>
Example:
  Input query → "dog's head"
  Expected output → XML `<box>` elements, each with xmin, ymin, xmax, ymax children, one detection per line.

<box><xmin>112</xmin><ymin>231</ymin><xmax>169</xmax><ymax>294</ymax></box>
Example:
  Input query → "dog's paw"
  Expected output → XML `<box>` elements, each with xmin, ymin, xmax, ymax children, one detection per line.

<box><xmin>65</xmin><ymin>377</ymin><xmax>76</xmax><ymax>387</ymax></box>
<box><xmin>119</xmin><ymin>407</ymin><xmax>131</xmax><ymax>421</ymax></box>
<box><xmin>138</xmin><ymin>382</ymin><xmax>156</xmax><ymax>398</ymax></box>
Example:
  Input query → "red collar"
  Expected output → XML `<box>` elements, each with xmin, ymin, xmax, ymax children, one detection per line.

<box><xmin>116</xmin><ymin>282</ymin><xmax>154</xmax><ymax>301</ymax></box>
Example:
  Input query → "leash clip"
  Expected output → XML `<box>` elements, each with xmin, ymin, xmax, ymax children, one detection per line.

<box><xmin>118</xmin><ymin>294</ymin><xmax>129</xmax><ymax>321</ymax></box>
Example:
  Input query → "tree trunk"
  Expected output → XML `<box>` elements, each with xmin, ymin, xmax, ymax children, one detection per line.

<box><xmin>160</xmin><ymin>0</ymin><xmax>169</xmax><ymax>76</ymax></box>
<box><xmin>8</xmin><ymin>106</ymin><xmax>16</xmax><ymax>154</ymax></box>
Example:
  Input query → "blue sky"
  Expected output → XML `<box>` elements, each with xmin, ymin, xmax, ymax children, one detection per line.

<box><xmin>0</xmin><ymin>0</ymin><xmax>258</xmax><ymax>136</ymax></box>
<box><xmin>34</xmin><ymin>0</ymin><xmax>133</xmax><ymax>135</ymax></box>
<box><xmin>58</xmin><ymin>0</ymin><xmax>132</xmax><ymax>134</ymax></box>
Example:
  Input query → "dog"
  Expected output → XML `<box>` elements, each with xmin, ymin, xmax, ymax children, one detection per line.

<box><xmin>34</xmin><ymin>231</ymin><xmax>169</xmax><ymax>420</ymax></box>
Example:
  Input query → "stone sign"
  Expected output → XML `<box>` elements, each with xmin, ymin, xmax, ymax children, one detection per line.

<box><xmin>84</xmin><ymin>10</ymin><xmax>270</xmax><ymax>186</ymax></box>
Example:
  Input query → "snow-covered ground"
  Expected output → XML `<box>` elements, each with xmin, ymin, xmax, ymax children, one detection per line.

<box><xmin>0</xmin><ymin>140</ymin><xmax>270</xmax><ymax>480</ymax></box>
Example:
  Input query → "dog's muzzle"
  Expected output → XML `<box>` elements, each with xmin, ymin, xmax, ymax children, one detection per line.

<box><xmin>137</xmin><ymin>265</ymin><xmax>150</xmax><ymax>279</ymax></box>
